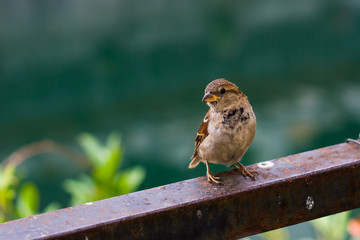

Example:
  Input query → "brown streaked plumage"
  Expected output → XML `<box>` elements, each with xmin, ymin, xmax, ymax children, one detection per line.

<box><xmin>189</xmin><ymin>78</ymin><xmax>257</xmax><ymax>184</ymax></box>
<box><xmin>189</xmin><ymin>110</ymin><xmax>209</xmax><ymax>165</ymax></box>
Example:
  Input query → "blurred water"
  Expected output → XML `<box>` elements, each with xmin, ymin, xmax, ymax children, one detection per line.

<box><xmin>0</xmin><ymin>1</ymin><xmax>360</xmax><ymax>218</ymax></box>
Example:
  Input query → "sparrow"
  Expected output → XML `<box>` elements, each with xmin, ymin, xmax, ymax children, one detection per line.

<box><xmin>189</xmin><ymin>78</ymin><xmax>257</xmax><ymax>184</ymax></box>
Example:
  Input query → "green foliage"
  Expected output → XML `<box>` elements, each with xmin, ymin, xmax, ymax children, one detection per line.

<box><xmin>311</xmin><ymin>211</ymin><xmax>350</xmax><ymax>240</ymax></box>
<box><xmin>0</xmin><ymin>131</ymin><xmax>146</xmax><ymax>222</ymax></box>
<box><xmin>64</xmin><ymin>132</ymin><xmax>146</xmax><ymax>205</ymax></box>
<box><xmin>0</xmin><ymin>164</ymin><xmax>17</xmax><ymax>222</ymax></box>
<box><xmin>0</xmin><ymin>164</ymin><xmax>59</xmax><ymax>222</ymax></box>
<box><xmin>16</xmin><ymin>182</ymin><xmax>39</xmax><ymax>218</ymax></box>
<box><xmin>260</xmin><ymin>228</ymin><xmax>290</xmax><ymax>240</ymax></box>
<box><xmin>245</xmin><ymin>211</ymin><xmax>352</xmax><ymax>240</ymax></box>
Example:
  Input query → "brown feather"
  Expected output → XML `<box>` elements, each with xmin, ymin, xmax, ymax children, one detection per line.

<box><xmin>189</xmin><ymin>109</ymin><xmax>210</xmax><ymax>168</ymax></box>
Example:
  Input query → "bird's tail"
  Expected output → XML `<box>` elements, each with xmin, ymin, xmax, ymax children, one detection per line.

<box><xmin>188</xmin><ymin>156</ymin><xmax>201</xmax><ymax>168</ymax></box>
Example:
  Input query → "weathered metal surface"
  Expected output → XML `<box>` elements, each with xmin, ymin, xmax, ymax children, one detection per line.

<box><xmin>1</xmin><ymin>142</ymin><xmax>360</xmax><ymax>240</ymax></box>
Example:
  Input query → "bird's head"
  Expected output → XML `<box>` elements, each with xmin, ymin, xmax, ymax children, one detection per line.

<box><xmin>202</xmin><ymin>78</ymin><xmax>246</xmax><ymax>111</ymax></box>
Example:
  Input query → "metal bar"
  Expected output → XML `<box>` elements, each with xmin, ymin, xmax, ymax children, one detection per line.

<box><xmin>1</xmin><ymin>142</ymin><xmax>360</xmax><ymax>240</ymax></box>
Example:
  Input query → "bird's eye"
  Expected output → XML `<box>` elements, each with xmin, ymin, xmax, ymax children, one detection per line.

<box><xmin>220</xmin><ymin>88</ymin><xmax>226</xmax><ymax>94</ymax></box>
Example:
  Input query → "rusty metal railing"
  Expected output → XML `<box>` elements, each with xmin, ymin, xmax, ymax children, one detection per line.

<box><xmin>0</xmin><ymin>139</ymin><xmax>360</xmax><ymax>240</ymax></box>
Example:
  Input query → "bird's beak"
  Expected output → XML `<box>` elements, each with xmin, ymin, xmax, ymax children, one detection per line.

<box><xmin>202</xmin><ymin>92</ymin><xmax>220</xmax><ymax>102</ymax></box>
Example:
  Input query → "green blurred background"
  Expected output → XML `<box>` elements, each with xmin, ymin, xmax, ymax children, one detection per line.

<box><xmin>0</xmin><ymin>0</ymin><xmax>359</xmax><ymax>228</ymax></box>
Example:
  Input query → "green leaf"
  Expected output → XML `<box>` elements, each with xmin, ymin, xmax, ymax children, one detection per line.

<box><xmin>117</xmin><ymin>166</ymin><xmax>146</xmax><ymax>195</ymax></box>
<box><xmin>106</xmin><ymin>132</ymin><xmax>122</xmax><ymax>153</ymax></box>
<box><xmin>43</xmin><ymin>202</ymin><xmax>61</xmax><ymax>213</ymax></box>
<box><xmin>0</xmin><ymin>164</ymin><xmax>17</xmax><ymax>191</ymax></box>
<box><xmin>93</xmin><ymin>132</ymin><xmax>123</xmax><ymax>183</ymax></box>
<box><xmin>93</xmin><ymin>145</ymin><xmax>121</xmax><ymax>183</ymax></box>
<box><xmin>63</xmin><ymin>174</ymin><xmax>94</xmax><ymax>206</ymax></box>
<box><xmin>0</xmin><ymin>164</ymin><xmax>18</xmax><ymax>222</ymax></box>
<box><xmin>107</xmin><ymin>131</ymin><xmax>124</xmax><ymax>169</ymax></box>
<box><xmin>16</xmin><ymin>182</ymin><xmax>39</xmax><ymax>218</ymax></box>
<box><xmin>67</xmin><ymin>132</ymin><xmax>144</xmax><ymax>205</ymax></box>
<box><xmin>78</xmin><ymin>132</ymin><xmax>107</xmax><ymax>166</ymax></box>
<box><xmin>311</xmin><ymin>211</ymin><xmax>350</xmax><ymax>240</ymax></box>
<box><xmin>260</xmin><ymin>228</ymin><xmax>290</xmax><ymax>240</ymax></box>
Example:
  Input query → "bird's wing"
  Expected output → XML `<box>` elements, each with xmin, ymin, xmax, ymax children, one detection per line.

<box><xmin>191</xmin><ymin>109</ymin><xmax>210</xmax><ymax>160</ymax></box>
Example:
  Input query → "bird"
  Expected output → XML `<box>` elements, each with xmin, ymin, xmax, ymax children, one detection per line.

<box><xmin>189</xmin><ymin>78</ymin><xmax>257</xmax><ymax>184</ymax></box>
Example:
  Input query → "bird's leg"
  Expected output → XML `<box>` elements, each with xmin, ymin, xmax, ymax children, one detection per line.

<box><xmin>347</xmin><ymin>139</ymin><xmax>360</xmax><ymax>145</ymax></box>
<box><xmin>205</xmin><ymin>161</ymin><xmax>222</xmax><ymax>184</ymax></box>
<box><xmin>346</xmin><ymin>134</ymin><xmax>360</xmax><ymax>146</ymax></box>
<box><xmin>232</xmin><ymin>162</ymin><xmax>257</xmax><ymax>180</ymax></box>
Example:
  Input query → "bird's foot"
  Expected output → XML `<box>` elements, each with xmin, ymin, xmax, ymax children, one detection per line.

<box><xmin>232</xmin><ymin>162</ymin><xmax>257</xmax><ymax>181</ymax></box>
<box><xmin>346</xmin><ymin>133</ymin><xmax>360</xmax><ymax>146</ymax></box>
<box><xmin>206</xmin><ymin>172</ymin><xmax>222</xmax><ymax>184</ymax></box>
<box><xmin>346</xmin><ymin>138</ymin><xmax>360</xmax><ymax>146</ymax></box>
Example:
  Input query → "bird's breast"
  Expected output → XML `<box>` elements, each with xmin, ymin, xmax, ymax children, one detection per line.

<box><xmin>198</xmin><ymin>107</ymin><xmax>256</xmax><ymax>166</ymax></box>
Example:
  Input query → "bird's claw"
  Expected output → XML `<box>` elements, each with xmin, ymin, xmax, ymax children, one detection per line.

<box><xmin>346</xmin><ymin>133</ymin><xmax>360</xmax><ymax>146</ymax></box>
<box><xmin>346</xmin><ymin>138</ymin><xmax>360</xmax><ymax>146</ymax></box>
<box><xmin>206</xmin><ymin>173</ymin><xmax>222</xmax><ymax>184</ymax></box>
<box><xmin>232</xmin><ymin>164</ymin><xmax>257</xmax><ymax>181</ymax></box>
